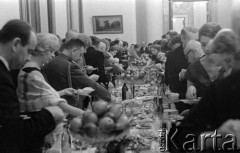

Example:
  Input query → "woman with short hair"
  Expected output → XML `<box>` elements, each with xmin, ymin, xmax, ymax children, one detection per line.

<box><xmin>146</xmin><ymin>45</ymin><xmax>162</xmax><ymax>67</ymax></box>
<box><xmin>210</xmin><ymin>29</ymin><xmax>238</xmax><ymax>74</ymax></box>
<box><xmin>17</xmin><ymin>33</ymin><xmax>91</xmax><ymax>153</ymax></box>
<box><xmin>185</xmin><ymin>23</ymin><xmax>224</xmax><ymax>100</ymax></box>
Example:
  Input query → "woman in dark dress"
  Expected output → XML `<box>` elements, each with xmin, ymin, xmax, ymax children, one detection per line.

<box><xmin>185</xmin><ymin>57</ymin><xmax>225</xmax><ymax>98</ymax></box>
<box><xmin>185</xmin><ymin>23</ymin><xmax>224</xmax><ymax>99</ymax></box>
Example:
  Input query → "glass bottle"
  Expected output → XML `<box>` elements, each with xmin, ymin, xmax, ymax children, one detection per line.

<box><xmin>122</xmin><ymin>83</ymin><xmax>128</xmax><ymax>101</ymax></box>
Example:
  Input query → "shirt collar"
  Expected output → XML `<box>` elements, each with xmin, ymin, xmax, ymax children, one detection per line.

<box><xmin>0</xmin><ymin>56</ymin><xmax>10</xmax><ymax>71</ymax></box>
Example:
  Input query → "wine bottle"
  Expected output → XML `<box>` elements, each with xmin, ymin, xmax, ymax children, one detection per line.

<box><xmin>122</xmin><ymin>83</ymin><xmax>128</xmax><ymax>101</ymax></box>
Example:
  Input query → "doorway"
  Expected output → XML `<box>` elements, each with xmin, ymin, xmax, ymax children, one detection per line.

<box><xmin>169</xmin><ymin>0</ymin><xmax>209</xmax><ymax>31</ymax></box>
<box><xmin>172</xmin><ymin>15</ymin><xmax>187</xmax><ymax>33</ymax></box>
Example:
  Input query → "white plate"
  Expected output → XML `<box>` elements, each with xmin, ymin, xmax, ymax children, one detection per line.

<box><xmin>180</xmin><ymin>99</ymin><xmax>200</xmax><ymax>104</ymax></box>
<box><xmin>136</xmin><ymin>96</ymin><xmax>154</xmax><ymax>102</ymax></box>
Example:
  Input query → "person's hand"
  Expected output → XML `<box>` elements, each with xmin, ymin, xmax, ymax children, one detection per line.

<box><xmin>89</xmin><ymin>74</ymin><xmax>99</xmax><ymax>81</ymax></box>
<box><xmin>64</xmin><ymin>88</ymin><xmax>78</xmax><ymax>96</ymax></box>
<box><xmin>179</xmin><ymin>109</ymin><xmax>190</xmax><ymax>118</ymax></box>
<box><xmin>86</xmin><ymin>65</ymin><xmax>97</xmax><ymax>74</ymax></box>
<box><xmin>86</xmin><ymin>65</ymin><xmax>96</xmax><ymax>70</ymax></box>
<box><xmin>59</xmin><ymin>88</ymin><xmax>78</xmax><ymax>97</ymax></box>
<box><xmin>78</xmin><ymin>87</ymin><xmax>94</xmax><ymax>96</ymax></box>
<box><xmin>218</xmin><ymin>120</ymin><xmax>240</xmax><ymax>147</ymax></box>
<box><xmin>179</xmin><ymin>69</ymin><xmax>186</xmax><ymax>80</ymax></box>
<box><xmin>186</xmin><ymin>85</ymin><xmax>197</xmax><ymax>100</ymax></box>
<box><xmin>218</xmin><ymin>120</ymin><xmax>240</xmax><ymax>134</ymax></box>
<box><xmin>44</xmin><ymin>106</ymin><xmax>65</xmax><ymax>124</ymax></box>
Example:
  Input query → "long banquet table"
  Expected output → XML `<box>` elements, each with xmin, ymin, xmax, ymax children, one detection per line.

<box><xmin>71</xmin><ymin>82</ymin><xmax>180</xmax><ymax>153</ymax></box>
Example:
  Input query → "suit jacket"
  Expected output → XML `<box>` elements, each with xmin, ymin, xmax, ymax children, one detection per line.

<box><xmin>0</xmin><ymin>61</ymin><xmax>55</xmax><ymax>153</ymax></box>
<box><xmin>165</xmin><ymin>45</ymin><xmax>188</xmax><ymax>99</ymax></box>
<box><xmin>84</xmin><ymin>47</ymin><xmax>108</xmax><ymax>86</ymax></box>
<box><xmin>139</xmin><ymin>46</ymin><xmax>151</xmax><ymax>55</ymax></box>
<box><xmin>114</xmin><ymin>47</ymin><xmax>128</xmax><ymax>64</ymax></box>
<box><xmin>42</xmin><ymin>54</ymin><xmax>111</xmax><ymax>105</ymax></box>
<box><xmin>0</xmin><ymin>60</ymin><xmax>22</xmax><ymax>152</ymax></box>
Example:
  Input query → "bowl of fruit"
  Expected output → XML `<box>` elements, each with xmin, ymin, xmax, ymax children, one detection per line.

<box><xmin>77</xmin><ymin>101</ymin><xmax>131</xmax><ymax>143</ymax></box>
<box><xmin>120</xmin><ymin>67</ymin><xmax>146</xmax><ymax>85</ymax></box>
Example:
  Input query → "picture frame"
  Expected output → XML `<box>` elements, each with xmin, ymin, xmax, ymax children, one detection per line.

<box><xmin>92</xmin><ymin>15</ymin><xmax>123</xmax><ymax>34</ymax></box>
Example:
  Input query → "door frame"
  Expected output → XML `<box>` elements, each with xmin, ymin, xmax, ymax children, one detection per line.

<box><xmin>168</xmin><ymin>0</ymin><xmax>210</xmax><ymax>30</ymax></box>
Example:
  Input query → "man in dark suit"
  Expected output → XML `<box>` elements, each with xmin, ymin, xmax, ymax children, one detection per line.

<box><xmin>165</xmin><ymin>27</ymin><xmax>198</xmax><ymax>99</ymax></box>
<box><xmin>43</xmin><ymin>38</ymin><xmax>113</xmax><ymax>108</ymax></box>
<box><xmin>112</xmin><ymin>39</ymin><xmax>124</xmax><ymax>63</ymax></box>
<box><xmin>165</xmin><ymin>44</ymin><xmax>188</xmax><ymax>99</ymax></box>
<box><xmin>0</xmin><ymin>19</ymin><xmax>64</xmax><ymax>153</ymax></box>
<box><xmin>84</xmin><ymin>36</ymin><xmax>109</xmax><ymax>88</ymax></box>
<box><xmin>139</xmin><ymin>42</ymin><xmax>151</xmax><ymax>56</ymax></box>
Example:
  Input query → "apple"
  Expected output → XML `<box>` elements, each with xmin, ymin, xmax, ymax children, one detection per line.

<box><xmin>115</xmin><ymin>115</ymin><xmax>130</xmax><ymax>131</ymax></box>
<box><xmin>108</xmin><ymin>105</ymin><xmax>122</xmax><ymax>121</ymax></box>
<box><xmin>92</xmin><ymin>101</ymin><xmax>109</xmax><ymax>116</ymax></box>
<box><xmin>82</xmin><ymin>111</ymin><xmax>98</xmax><ymax>125</ymax></box>
<box><xmin>98</xmin><ymin>117</ymin><xmax>115</xmax><ymax>132</ymax></box>
<box><xmin>83</xmin><ymin>123</ymin><xmax>98</xmax><ymax>138</ymax></box>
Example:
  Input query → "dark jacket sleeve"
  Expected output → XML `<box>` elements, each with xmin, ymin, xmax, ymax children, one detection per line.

<box><xmin>115</xmin><ymin>51</ymin><xmax>122</xmax><ymax>63</ymax></box>
<box><xmin>165</xmin><ymin>53</ymin><xmax>180</xmax><ymax>85</ymax></box>
<box><xmin>181</xmin><ymin>83</ymin><xmax>217</xmax><ymax>129</ymax></box>
<box><xmin>95</xmin><ymin>53</ymin><xmax>108</xmax><ymax>84</ymax></box>
<box><xmin>169</xmin><ymin>83</ymin><xmax>217</xmax><ymax>152</ymax></box>
<box><xmin>70</xmin><ymin>63</ymin><xmax>111</xmax><ymax>102</ymax></box>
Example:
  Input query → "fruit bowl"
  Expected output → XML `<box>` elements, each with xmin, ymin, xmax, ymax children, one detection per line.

<box><xmin>74</xmin><ymin>101</ymin><xmax>131</xmax><ymax>144</ymax></box>
<box><xmin>78</xmin><ymin>126</ymin><xmax>130</xmax><ymax>143</ymax></box>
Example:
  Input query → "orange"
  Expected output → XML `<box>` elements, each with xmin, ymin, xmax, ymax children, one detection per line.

<box><xmin>109</xmin><ymin>105</ymin><xmax>122</xmax><ymax>121</ymax></box>
<box><xmin>82</xmin><ymin>110</ymin><xmax>98</xmax><ymax>125</ymax></box>
<box><xmin>92</xmin><ymin>101</ymin><xmax>109</xmax><ymax>116</ymax></box>
<box><xmin>104</xmin><ymin>112</ymin><xmax>116</xmax><ymax>120</ymax></box>
<box><xmin>69</xmin><ymin>117</ymin><xmax>82</xmax><ymax>133</ymax></box>
<box><xmin>115</xmin><ymin>114</ymin><xmax>130</xmax><ymax>131</ymax></box>
<box><xmin>98</xmin><ymin>117</ymin><xmax>115</xmax><ymax>132</ymax></box>
<box><xmin>83</xmin><ymin>123</ymin><xmax>98</xmax><ymax>138</ymax></box>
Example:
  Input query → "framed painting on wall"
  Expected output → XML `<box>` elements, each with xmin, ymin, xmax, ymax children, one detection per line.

<box><xmin>92</xmin><ymin>15</ymin><xmax>123</xmax><ymax>34</ymax></box>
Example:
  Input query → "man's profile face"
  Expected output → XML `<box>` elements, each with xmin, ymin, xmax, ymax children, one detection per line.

<box><xmin>141</xmin><ymin>42</ymin><xmax>147</xmax><ymax>47</ymax></box>
<box><xmin>123</xmin><ymin>45</ymin><xmax>128</xmax><ymax>50</ymax></box>
<box><xmin>72</xmin><ymin>46</ymin><xmax>85</xmax><ymax>62</ymax></box>
<box><xmin>181</xmin><ymin>34</ymin><xmax>188</xmax><ymax>49</ymax></box>
<box><xmin>11</xmin><ymin>31</ymin><xmax>37</xmax><ymax>69</ymax></box>
<box><xmin>98</xmin><ymin>42</ymin><xmax>107</xmax><ymax>53</ymax></box>
<box><xmin>119</xmin><ymin>40</ymin><xmax>123</xmax><ymax>51</ymax></box>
